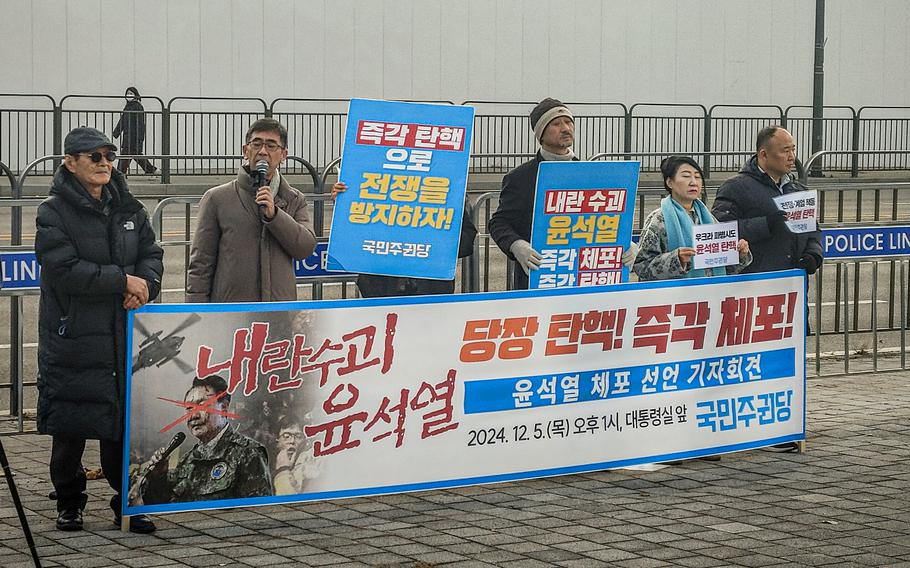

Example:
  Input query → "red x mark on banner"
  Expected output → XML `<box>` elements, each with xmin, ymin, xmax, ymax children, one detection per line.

<box><xmin>157</xmin><ymin>390</ymin><xmax>240</xmax><ymax>433</ymax></box>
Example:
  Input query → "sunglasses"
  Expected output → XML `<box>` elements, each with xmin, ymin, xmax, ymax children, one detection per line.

<box><xmin>78</xmin><ymin>151</ymin><xmax>117</xmax><ymax>163</ymax></box>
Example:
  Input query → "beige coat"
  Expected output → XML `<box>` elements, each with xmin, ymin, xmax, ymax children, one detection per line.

<box><xmin>186</xmin><ymin>167</ymin><xmax>317</xmax><ymax>302</ymax></box>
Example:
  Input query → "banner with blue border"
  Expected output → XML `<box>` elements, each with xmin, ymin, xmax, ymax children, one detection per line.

<box><xmin>122</xmin><ymin>270</ymin><xmax>806</xmax><ymax>517</ymax></box>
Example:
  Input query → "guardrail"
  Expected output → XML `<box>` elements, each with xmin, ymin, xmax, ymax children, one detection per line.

<box><xmin>5</xmin><ymin>94</ymin><xmax>910</xmax><ymax>176</ymax></box>
<box><xmin>4</xmin><ymin>153</ymin><xmax>910</xmax><ymax>431</ymax></box>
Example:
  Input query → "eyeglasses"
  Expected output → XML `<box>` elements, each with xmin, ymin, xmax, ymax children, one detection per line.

<box><xmin>278</xmin><ymin>431</ymin><xmax>304</xmax><ymax>441</ymax></box>
<box><xmin>247</xmin><ymin>139</ymin><xmax>284</xmax><ymax>152</ymax></box>
<box><xmin>78</xmin><ymin>151</ymin><xmax>117</xmax><ymax>163</ymax></box>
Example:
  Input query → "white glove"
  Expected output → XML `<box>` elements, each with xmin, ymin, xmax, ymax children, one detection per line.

<box><xmin>510</xmin><ymin>239</ymin><xmax>542</xmax><ymax>276</ymax></box>
<box><xmin>621</xmin><ymin>241</ymin><xmax>640</xmax><ymax>267</ymax></box>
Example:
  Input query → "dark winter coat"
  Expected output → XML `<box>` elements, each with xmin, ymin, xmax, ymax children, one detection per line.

<box><xmin>35</xmin><ymin>166</ymin><xmax>163</xmax><ymax>441</ymax></box>
<box><xmin>489</xmin><ymin>152</ymin><xmax>579</xmax><ymax>290</ymax></box>
<box><xmin>112</xmin><ymin>99</ymin><xmax>147</xmax><ymax>153</ymax></box>
<box><xmin>711</xmin><ymin>156</ymin><xmax>823</xmax><ymax>274</ymax></box>
<box><xmin>356</xmin><ymin>204</ymin><xmax>478</xmax><ymax>298</ymax></box>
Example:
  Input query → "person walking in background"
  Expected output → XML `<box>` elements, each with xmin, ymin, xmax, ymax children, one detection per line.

<box><xmin>35</xmin><ymin>126</ymin><xmax>163</xmax><ymax>533</ymax></box>
<box><xmin>112</xmin><ymin>87</ymin><xmax>158</xmax><ymax>176</ymax></box>
<box><xmin>634</xmin><ymin>155</ymin><xmax>751</xmax><ymax>281</ymax></box>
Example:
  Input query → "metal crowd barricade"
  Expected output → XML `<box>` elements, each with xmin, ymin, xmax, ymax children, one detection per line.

<box><xmin>0</xmin><ymin>156</ymin><xmax>43</xmax><ymax>431</ymax></box>
<box><xmin>626</xmin><ymin>104</ymin><xmax>707</xmax><ymax>173</ymax></box>
<box><xmin>0</xmin><ymin>94</ymin><xmax>56</xmax><ymax>175</ymax></box>
<box><xmin>855</xmin><ymin>106</ymin><xmax>910</xmax><ymax>172</ymax></box>
<box><xmin>784</xmin><ymin>105</ymin><xmax>857</xmax><ymax>174</ymax></box>
<box><xmin>165</xmin><ymin>97</ymin><xmax>268</xmax><ymax>181</ymax></box>
<box><xmin>271</xmin><ymin>99</ymin><xmax>350</xmax><ymax>177</ymax></box>
<box><xmin>7</xmin><ymin>93</ymin><xmax>910</xmax><ymax>180</ymax></box>
<box><xmin>706</xmin><ymin>105</ymin><xmax>783</xmax><ymax>175</ymax></box>
<box><xmin>811</xmin><ymin>257</ymin><xmax>910</xmax><ymax>377</ymax></box>
<box><xmin>463</xmin><ymin>101</ymin><xmax>627</xmax><ymax>174</ymax></box>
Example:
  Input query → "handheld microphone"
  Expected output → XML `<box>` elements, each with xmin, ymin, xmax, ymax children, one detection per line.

<box><xmin>256</xmin><ymin>159</ymin><xmax>269</xmax><ymax>216</ymax></box>
<box><xmin>149</xmin><ymin>432</ymin><xmax>186</xmax><ymax>469</ymax></box>
<box><xmin>127</xmin><ymin>431</ymin><xmax>186</xmax><ymax>505</ymax></box>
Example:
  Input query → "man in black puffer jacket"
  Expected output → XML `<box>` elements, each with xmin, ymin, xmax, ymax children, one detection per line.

<box><xmin>35</xmin><ymin>127</ymin><xmax>163</xmax><ymax>533</ymax></box>
<box><xmin>712</xmin><ymin>126</ymin><xmax>823</xmax><ymax>274</ymax></box>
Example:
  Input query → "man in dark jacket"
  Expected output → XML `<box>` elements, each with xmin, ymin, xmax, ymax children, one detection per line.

<box><xmin>488</xmin><ymin>98</ymin><xmax>638</xmax><ymax>290</ymax></box>
<box><xmin>712</xmin><ymin>126</ymin><xmax>823</xmax><ymax>274</ymax></box>
<box><xmin>113</xmin><ymin>87</ymin><xmax>157</xmax><ymax>175</ymax></box>
<box><xmin>35</xmin><ymin>126</ymin><xmax>163</xmax><ymax>533</ymax></box>
<box><xmin>489</xmin><ymin>98</ymin><xmax>578</xmax><ymax>290</ymax></box>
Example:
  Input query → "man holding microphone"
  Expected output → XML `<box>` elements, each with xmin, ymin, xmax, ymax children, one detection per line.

<box><xmin>186</xmin><ymin>118</ymin><xmax>317</xmax><ymax>303</ymax></box>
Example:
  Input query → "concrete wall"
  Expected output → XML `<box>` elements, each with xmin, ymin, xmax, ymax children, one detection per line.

<box><xmin>1</xmin><ymin>0</ymin><xmax>908</xmax><ymax>108</ymax></box>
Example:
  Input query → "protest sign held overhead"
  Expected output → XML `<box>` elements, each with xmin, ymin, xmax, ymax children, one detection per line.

<box><xmin>327</xmin><ymin>99</ymin><xmax>474</xmax><ymax>280</ymax></box>
<box><xmin>529</xmin><ymin>161</ymin><xmax>639</xmax><ymax>289</ymax></box>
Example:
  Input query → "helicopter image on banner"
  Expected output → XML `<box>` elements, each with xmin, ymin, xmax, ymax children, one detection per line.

<box><xmin>132</xmin><ymin>313</ymin><xmax>201</xmax><ymax>374</ymax></box>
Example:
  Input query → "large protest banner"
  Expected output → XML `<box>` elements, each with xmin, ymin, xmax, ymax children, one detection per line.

<box><xmin>123</xmin><ymin>270</ymin><xmax>806</xmax><ymax>516</ymax></box>
<box><xmin>529</xmin><ymin>161</ymin><xmax>640</xmax><ymax>289</ymax></box>
<box><xmin>326</xmin><ymin>99</ymin><xmax>474</xmax><ymax>280</ymax></box>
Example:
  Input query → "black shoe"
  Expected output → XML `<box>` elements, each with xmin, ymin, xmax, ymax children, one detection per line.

<box><xmin>56</xmin><ymin>509</ymin><xmax>84</xmax><ymax>531</ymax></box>
<box><xmin>698</xmin><ymin>455</ymin><xmax>722</xmax><ymax>461</ymax></box>
<box><xmin>113</xmin><ymin>513</ymin><xmax>157</xmax><ymax>534</ymax></box>
<box><xmin>767</xmin><ymin>442</ymin><xmax>800</xmax><ymax>453</ymax></box>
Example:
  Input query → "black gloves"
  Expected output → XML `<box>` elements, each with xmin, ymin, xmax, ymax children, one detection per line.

<box><xmin>766</xmin><ymin>210</ymin><xmax>790</xmax><ymax>233</ymax></box>
<box><xmin>797</xmin><ymin>255</ymin><xmax>821</xmax><ymax>275</ymax></box>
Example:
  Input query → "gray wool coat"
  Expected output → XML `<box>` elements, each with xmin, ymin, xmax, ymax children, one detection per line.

<box><xmin>186</xmin><ymin>167</ymin><xmax>317</xmax><ymax>303</ymax></box>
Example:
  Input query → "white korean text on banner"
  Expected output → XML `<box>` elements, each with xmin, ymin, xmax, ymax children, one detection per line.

<box><xmin>692</xmin><ymin>221</ymin><xmax>739</xmax><ymax>270</ymax></box>
<box><xmin>528</xmin><ymin>161</ymin><xmax>640</xmax><ymax>289</ymax></box>
<box><xmin>123</xmin><ymin>270</ymin><xmax>806</xmax><ymax>516</ymax></box>
<box><xmin>326</xmin><ymin>99</ymin><xmax>474</xmax><ymax>280</ymax></box>
<box><xmin>773</xmin><ymin>190</ymin><xmax>818</xmax><ymax>234</ymax></box>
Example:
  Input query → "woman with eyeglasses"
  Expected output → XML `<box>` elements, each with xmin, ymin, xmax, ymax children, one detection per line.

<box><xmin>34</xmin><ymin>126</ymin><xmax>164</xmax><ymax>533</ymax></box>
<box><xmin>633</xmin><ymin>155</ymin><xmax>751</xmax><ymax>281</ymax></box>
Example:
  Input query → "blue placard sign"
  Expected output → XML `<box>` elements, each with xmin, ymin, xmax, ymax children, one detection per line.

<box><xmin>326</xmin><ymin>99</ymin><xmax>474</xmax><ymax>280</ymax></box>
<box><xmin>529</xmin><ymin>161</ymin><xmax>640</xmax><ymax>289</ymax></box>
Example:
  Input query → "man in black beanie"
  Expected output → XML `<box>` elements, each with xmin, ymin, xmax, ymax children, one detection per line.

<box><xmin>489</xmin><ymin>98</ymin><xmax>637</xmax><ymax>289</ymax></box>
<box><xmin>489</xmin><ymin>98</ymin><xmax>577</xmax><ymax>290</ymax></box>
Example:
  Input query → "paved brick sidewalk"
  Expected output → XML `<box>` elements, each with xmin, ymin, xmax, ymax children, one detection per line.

<box><xmin>1</xmin><ymin>371</ymin><xmax>909</xmax><ymax>568</ymax></box>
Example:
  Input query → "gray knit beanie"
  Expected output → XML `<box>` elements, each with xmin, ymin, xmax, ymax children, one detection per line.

<box><xmin>530</xmin><ymin>98</ymin><xmax>574</xmax><ymax>143</ymax></box>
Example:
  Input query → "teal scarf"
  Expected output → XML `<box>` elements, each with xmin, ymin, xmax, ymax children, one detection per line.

<box><xmin>661</xmin><ymin>196</ymin><xmax>715</xmax><ymax>278</ymax></box>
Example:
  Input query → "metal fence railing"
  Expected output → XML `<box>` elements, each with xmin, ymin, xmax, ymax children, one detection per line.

<box><xmin>5</xmin><ymin>94</ymin><xmax>910</xmax><ymax>178</ymax></box>
<box><xmin>5</xmin><ymin>144</ymin><xmax>910</xmax><ymax>429</ymax></box>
